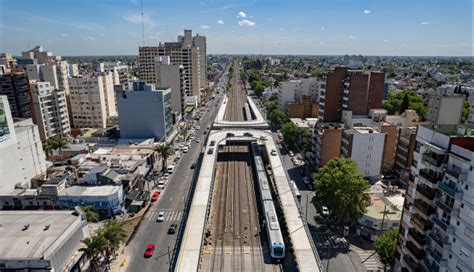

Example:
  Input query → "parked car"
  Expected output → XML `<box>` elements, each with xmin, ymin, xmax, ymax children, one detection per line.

<box><xmin>271</xmin><ymin>149</ymin><xmax>277</xmax><ymax>156</ymax></box>
<box><xmin>144</xmin><ymin>244</ymin><xmax>155</xmax><ymax>258</ymax></box>
<box><xmin>288</xmin><ymin>151</ymin><xmax>294</xmax><ymax>157</ymax></box>
<box><xmin>302</xmin><ymin>177</ymin><xmax>311</xmax><ymax>187</ymax></box>
<box><xmin>321</xmin><ymin>206</ymin><xmax>330</xmax><ymax>217</ymax></box>
<box><xmin>151</xmin><ymin>191</ymin><xmax>160</xmax><ymax>202</ymax></box>
<box><xmin>191</xmin><ymin>163</ymin><xmax>196</xmax><ymax>169</ymax></box>
<box><xmin>156</xmin><ymin>211</ymin><xmax>165</xmax><ymax>222</ymax></box>
<box><xmin>168</xmin><ymin>224</ymin><xmax>177</xmax><ymax>234</ymax></box>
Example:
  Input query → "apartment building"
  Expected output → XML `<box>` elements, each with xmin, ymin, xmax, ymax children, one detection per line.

<box><xmin>103</xmin><ymin>62</ymin><xmax>129</xmax><ymax>90</ymax></box>
<box><xmin>396</xmin><ymin>124</ymin><xmax>474</xmax><ymax>272</ymax></box>
<box><xmin>0</xmin><ymin>71</ymin><xmax>32</xmax><ymax>119</ymax></box>
<box><xmin>312</xmin><ymin>123</ymin><xmax>344</xmax><ymax>168</ymax></box>
<box><xmin>155</xmin><ymin>56</ymin><xmax>185</xmax><ymax>115</ymax></box>
<box><xmin>277</xmin><ymin>77</ymin><xmax>319</xmax><ymax>111</ymax></box>
<box><xmin>29</xmin><ymin>81</ymin><xmax>70</xmax><ymax>140</ymax></box>
<box><xmin>427</xmin><ymin>85</ymin><xmax>465</xmax><ymax>125</ymax></box>
<box><xmin>68</xmin><ymin>74</ymin><xmax>116</xmax><ymax>128</ymax></box>
<box><xmin>118</xmin><ymin>81</ymin><xmax>173</xmax><ymax>141</ymax></box>
<box><xmin>0</xmin><ymin>96</ymin><xmax>47</xmax><ymax>193</ymax></box>
<box><xmin>21</xmin><ymin>45</ymin><xmax>61</xmax><ymax>65</ymax></box>
<box><xmin>394</xmin><ymin>126</ymin><xmax>417</xmax><ymax>187</ymax></box>
<box><xmin>319</xmin><ymin>66</ymin><xmax>384</xmax><ymax>123</ymax></box>
<box><xmin>139</xmin><ymin>29</ymin><xmax>205</xmax><ymax>100</ymax></box>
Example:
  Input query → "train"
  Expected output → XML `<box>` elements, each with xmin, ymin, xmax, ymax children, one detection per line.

<box><xmin>250</xmin><ymin>142</ymin><xmax>285</xmax><ymax>259</ymax></box>
<box><xmin>244</xmin><ymin>102</ymin><xmax>253</xmax><ymax>121</ymax></box>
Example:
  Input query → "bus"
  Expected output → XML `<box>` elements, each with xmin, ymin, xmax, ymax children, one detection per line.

<box><xmin>290</xmin><ymin>180</ymin><xmax>302</xmax><ymax>201</ymax></box>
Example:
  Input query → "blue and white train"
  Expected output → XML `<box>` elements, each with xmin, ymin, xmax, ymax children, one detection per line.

<box><xmin>251</xmin><ymin>142</ymin><xmax>285</xmax><ymax>259</ymax></box>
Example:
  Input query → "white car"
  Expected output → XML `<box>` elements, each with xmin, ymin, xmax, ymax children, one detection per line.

<box><xmin>183</xmin><ymin>147</ymin><xmax>189</xmax><ymax>153</ymax></box>
<box><xmin>321</xmin><ymin>206</ymin><xmax>330</xmax><ymax>217</ymax></box>
<box><xmin>195</xmin><ymin>139</ymin><xmax>200</xmax><ymax>143</ymax></box>
<box><xmin>271</xmin><ymin>149</ymin><xmax>277</xmax><ymax>156</ymax></box>
<box><xmin>260</xmin><ymin>135</ymin><xmax>268</xmax><ymax>141</ymax></box>
<box><xmin>288</xmin><ymin>151</ymin><xmax>294</xmax><ymax>157</ymax></box>
<box><xmin>156</xmin><ymin>211</ymin><xmax>165</xmax><ymax>222</ymax></box>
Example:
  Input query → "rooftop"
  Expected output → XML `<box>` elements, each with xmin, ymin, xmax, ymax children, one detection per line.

<box><xmin>422</xmin><ymin>124</ymin><xmax>474</xmax><ymax>136</ymax></box>
<box><xmin>59</xmin><ymin>185</ymin><xmax>120</xmax><ymax>197</ymax></box>
<box><xmin>0</xmin><ymin>210</ymin><xmax>81</xmax><ymax>260</ymax></box>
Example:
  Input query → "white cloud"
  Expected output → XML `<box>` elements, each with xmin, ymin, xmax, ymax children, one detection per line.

<box><xmin>237</xmin><ymin>11</ymin><xmax>247</xmax><ymax>18</ymax></box>
<box><xmin>201</xmin><ymin>25</ymin><xmax>210</xmax><ymax>29</ymax></box>
<box><xmin>279</xmin><ymin>27</ymin><xmax>285</xmax><ymax>31</ymax></box>
<box><xmin>321</xmin><ymin>27</ymin><xmax>325</xmax><ymax>31</ymax></box>
<box><xmin>61</xmin><ymin>33</ymin><xmax>70</xmax><ymax>37</ymax></box>
<box><xmin>216</xmin><ymin>20</ymin><xmax>224</xmax><ymax>25</ymax></box>
<box><xmin>384</xmin><ymin>39</ymin><xmax>389</xmax><ymax>43</ymax></box>
<box><xmin>421</xmin><ymin>21</ymin><xmax>431</xmax><ymax>25</ymax></box>
<box><xmin>123</xmin><ymin>13</ymin><xmax>157</xmax><ymax>31</ymax></box>
<box><xmin>238</xmin><ymin>19</ymin><xmax>255</xmax><ymax>27</ymax></box>
<box><xmin>348</xmin><ymin>36</ymin><xmax>356</xmax><ymax>40</ymax></box>
<box><xmin>149</xmin><ymin>35</ymin><xmax>160</xmax><ymax>40</ymax></box>
<box><xmin>363</xmin><ymin>9</ymin><xmax>371</xmax><ymax>14</ymax></box>
<box><xmin>82</xmin><ymin>37</ymin><xmax>95</xmax><ymax>41</ymax></box>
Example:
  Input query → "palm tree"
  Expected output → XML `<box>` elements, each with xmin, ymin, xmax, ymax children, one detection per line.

<box><xmin>42</xmin><ymin>141</ymin><xmax>53</xmax><ymax>158</ymax></box>
<box><xmin>80</xmin><ymin>206</ymin><xmax>100</xmax><ymax>223</ymax></box>
<box><xmin>155</xmin><ymin>144</ymin><xmax>174</xmax><ymax>172</ymax></box>
<box><xmin>101</xmin><ymin>220</ymin><xmax>127</xmax><ymax>265</ymax></box>
<box><xmin>81</xmin><ymin>234</ymin><xmax>107</xmax><ymax>272</ymax></box>
<box><xmin>50</xmin><ymin>137</ymin><xmax>69</xmax><ymax>160</ymax></box>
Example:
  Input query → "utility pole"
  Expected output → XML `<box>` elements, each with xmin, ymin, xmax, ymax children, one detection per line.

<box><xmin>305</xmin><ymin>193</ymin><xmax>309</xmax><ymax>223</ymax></box>
<box><xmin>140</xmin><ymin>0</ymin><xmax>145</xmax><ymax>45</ymax></box>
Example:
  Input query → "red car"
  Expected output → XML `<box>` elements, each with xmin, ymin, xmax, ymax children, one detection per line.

<box><xmin>144</xmin><ymin>244</ymin><xmax>155</xmax><ymax>258</ymax></box>
<box><xmin>151</xmin><ymin>191</ymin><xmax>160</xmax><ymax>202</ymax></box>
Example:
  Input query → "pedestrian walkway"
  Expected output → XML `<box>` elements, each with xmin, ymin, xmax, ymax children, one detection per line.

<box><xmin>351</xmin><ymin>246</ymin><xmax>383</xmax><ymax>272</ymax></box>
<box><xmin>145</xmin><ymin>210</ymin><xmax>183</xmax><ymax>222</ymax></box>
<box><xmin>313</xmin><ymin>233</ymin><xmax>348</xmax><ymax>249</ymax></box>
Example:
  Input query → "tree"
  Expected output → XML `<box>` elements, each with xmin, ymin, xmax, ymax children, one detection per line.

<box><xmin>267</xmin><ymin>108</ymin><xmax>287</xmax><ymax>129</ymax></box>
<box><xmin>81</xmin><ymin>234</ymin><xmax>108</xmax><ymax>271</ymax></box>
<box><xmin>80</xmin><ymin>205</ymin><xmax>100</xmax><ymax>223</ymax></box>
<box><xmin>46</xmin><ymin>137</ymin><xmax>69</xmax><ymax>160</ymax></box>
<box><xmin>101</xmin><ymin>220</ymin><xmax>127</xmax><ymax>265</ymax></box>
<box><xmin>374</xmin><ymin>229</ymin><xmax>398</xmax><ymax>270</ymax></box>
<box><xmin>400</xmin><ymin>93</ymin><xmax>410</xmax><ymax>114</ymax></box>
<box><xmin>461</xmin><ymin>100</ymin><xmax>470</xmax><ymax>123</ymax></box>
<box><xmin>42</xmin><ymin>141</ymin><xmax>53</xmax><ymax>158</ymax></box>
<box><xmin>155</xmin><ymin>144</ymin><xmax>174</xmax><ymax>172</ymax></box>
<box><xmin>280</xmin><ymin>122</ymin><xmax>300</xmax><ymax>151</ymax></box>
<box><xmin>313</xmin><ymin>158</ymin><xmax>370</xmax><ymax>226</ymax></box>
<box><xmin>382</xmin><ymin>90</ymin><xmax>427</xmax><ymax>118</ymax></box>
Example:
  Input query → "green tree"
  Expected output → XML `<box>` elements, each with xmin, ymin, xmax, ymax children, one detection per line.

<box><xmin>461</xmin><ymin>100</ymin><xmax>470</xmax><ymax>123</ymax></box>
<box><xmin>42</xmin><ymin>141</ymin><xmax>53</xmax><ymax>158</ymax></box>
<box><xmin>81</xmin><ymin>234</ymin><xmax>108</xmax><ymax>271</ymax></box>
<box><xmin>280</xmin><ymin>122</ymin><xmax>300</xmax><ymax>151</ymax></box>
<box><xmin>45</xmin><ymin>137</ymin><xmax>69</xmax><ymax>160</ymax></box>
<box><xmin>101</xmin><ymin>220</ymin><xmax>127</xmax><ymax>265</ymax></box>
<box><xmin>374</xmin><ymin>229</ymin><xmax>398</xmax><ymax>270</ymax></box>
<box><xmin>80</xmin><ymin>205</ymin><xmax>100</xmax><ymax>223</ymax></box>
<box><xmin>313</xmin><ymin>158</ymin><xmax>370</xmax><ymax>226</ymax></box>
<box><xmin>400</xmin><ymin>93</ymin><xmax>410</xmax><ymax>114</ymax></box>
<box><xmin>382</xmin><ymin>90</ymin><xmax>427</xmax><ymax>118</ymax></box>
<box><xmin>155</xmin><ymin>144</ymin><xmax>174</xmax><ymax>172</ymax></box>
<box><xmin>267</xmin><ymin>108</ymin><xmax>287</xmax><ymax>129</ymax></box>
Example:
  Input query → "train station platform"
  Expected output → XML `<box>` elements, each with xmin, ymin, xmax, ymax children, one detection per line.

<box><xmin>175</xmin><ymin>129</ymin><xmax>323</xmax><ymax>272</ymax></box>
<box><xmin>213</xmin><ymin>96</ymin><xmax>269</xmax><ymax>129</ymax></box>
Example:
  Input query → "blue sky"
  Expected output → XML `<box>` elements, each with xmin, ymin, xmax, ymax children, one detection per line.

<box><xmin>0</xmin><ymin>0</ymin><xmax>472</xmax><ymax>56</ymax></box>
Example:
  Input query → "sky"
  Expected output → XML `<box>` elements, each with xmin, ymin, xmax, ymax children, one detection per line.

<box><xmin>0</xmin><ymin>0</ymin><xmax>472</xmax><ymax>56</ymax></box>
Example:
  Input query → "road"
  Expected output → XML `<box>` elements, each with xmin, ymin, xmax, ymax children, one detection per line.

<box><xmin>125</xmin><ymin>74</ymin><xmax>227</xmax><ymax>272</ymax></box>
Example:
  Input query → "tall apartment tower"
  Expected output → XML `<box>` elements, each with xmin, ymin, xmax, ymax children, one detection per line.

<box><xmin>30</xmin><ymin>81</ymin><xmax>70</xmax><ymax>141</ymax></box>
<box><xmin>0</xmin><ymin>71</ymin><xmax>32</xmax><ymax>119</ymax></box>
<box><xmin>396</xmin><ymin>124</ymin><xmax>474</xmax><ymax>272</ymax></box>
<box><xmin>193</xmin><ymin>34</ymin><xmax>207</xmax><ymax>90</ymax></box>
<box><xmin>68</xmin><ymin>74</ymin><xmax>116</xmax><ymax>129</ymax></box>
<box><xmin>319</xmin><ymin>66</ymin><xmax>384</xmax><ymax>123</ymax></box>
<box><xmin>155</xmin><ymin>56</ymin><xmax>185</xmax><ymax>115</ymax></box>
<box><xmin>427</xmin><ymin>85</ymin><xmax>465</xmax><ymax>125</ymax></box>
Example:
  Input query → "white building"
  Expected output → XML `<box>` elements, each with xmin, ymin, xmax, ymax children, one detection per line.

<box><xmin>103</xmin><ymin>62</ymin><xmax>129</xmax><ymax>90</ymax></box>
<box><xmin>155</xmin><ymin>56</ymin><xmax>185</xmax><ymax>116</ymax></box>
<box><xmin>69</xmin><ymin>63</ymin><xmax>79</xmax><ymax>77</ymax></box>
<box><xmin>427</xmin><ymin>85</ymin><xmax>465</xmax><ymax>125</ymax></box>
<box><xmin>30</xmin><ymin>81</ymin><xmax>70</xmax><ymax>140</ymax></box>
<box><xmin>0</xmin><ymin>96</ymin><xmax>47</xmax><ymax>193</ymax></box>
<box><xmin>0</xmin><ymin>210</ymin><xmax>90</xmax><ymax>271</ymax></box>
<box><xmin>26</xmin><ymin>62</ymin><xmax>70</xmax><ymax>94</ymax></box>
<box><xmin>68</xmin><ymin>74</ymin><xmax>116</xmax><ymax>128</ymax></box>
<box><xmin>277</xmin><ymin>78</ymin><xmax>319</xmax><ymax>111</ymax></box>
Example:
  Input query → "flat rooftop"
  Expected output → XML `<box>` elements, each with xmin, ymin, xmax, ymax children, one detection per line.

<box><xmin>59</xmin><ymin>185</ymin><xmax>120</xmax><ymax>197</ymax></box>
<box><xmin>0</xmin><ymin>210</ymin><xmax>79</xmax><ymax>260</ymax></box>
<box><xmin>421</xmin><ymin>124</ymin><xmax>474</xmax><ymax>136</ymax></box>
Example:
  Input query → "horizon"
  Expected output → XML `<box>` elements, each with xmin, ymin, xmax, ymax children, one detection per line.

<box><xmin>1</xmin><ymin>0</ymin><xmax>472</xmax><ymax>56</ymax></box>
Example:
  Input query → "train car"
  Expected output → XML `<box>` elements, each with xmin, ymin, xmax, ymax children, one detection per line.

<box><xmin>244</xmin><ymin>102</ymin><xmax>253</xmax><ymax>121</ymax></box>
<box><xmin>251</xmin><ymin>143</ymin><xmax>285</xmax><ymax>259</ymax></box>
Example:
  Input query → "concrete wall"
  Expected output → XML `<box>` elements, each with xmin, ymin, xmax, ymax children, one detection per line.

<box><xmin>350</xmin><ymin>131</ymin><xmax>385</xmax><ymax>177</ymax></box>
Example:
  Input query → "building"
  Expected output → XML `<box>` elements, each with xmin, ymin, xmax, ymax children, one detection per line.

<box><xmin>69</xmin><ymin>63</ymin><xmax>79</xmax><ymax>77</ymax></box>
<box><xmin>139</xmin><ymin>29</ymin><xmax>205</xmax><ymax>100</ymax></box>
<box><xmin>396</xmin><ymin>124</ymin><xmax>474</xmax><ymax>272</ymax></box>
<box><xmin>427</xmin><ymin>85</ymin><xmax>465</xmax><ymax>125</ymax></box>
<box><xmin>393</xmin><ymin>126</ymin><xmax>417</xmax><ymax>187</ymax></box>
<box><xmin>155</xmin><ymin>56</ymin><xmax>185</xmax><ymax>116</ymax></box>
<box><xmin>21</xmin><ymin>45</ymin><xmax>61</xmax><ymax>65</ymax></box>
<box><xmin>319</xmin><ymin>66</ymin><xmax>384</xmax><ymax>123</ymax></box>
<box><xmin>103</xmin><ymin>62</ymin><xmax>129</xmax><ymax>90</ymax></box>
<box><xmin>0</xmin><ymin>209</ymin><xmax>90</xmax><ymax>271</ymax></box>
<box><xmin>118</xmin><ymin>81</ymin><xmax>173</xmax><ymax>141</ymax></box>
<box><xmin>68</xmin><ymin>74</ymin><xmax>116</xmax><ymax>128</ymax></box>
<box><xmin>0</xmin><ymin>96</ymin><xmax>47</xmax><ymax>193</ymax></box>
<box><xmin>0</xmin><ymin>71</ymin><xmax>33</xmax><ymax>119</ymax></box>
<box><xmin>59</xmin><ymin>185</ymin><xmax>124</xmax><ymax>218</ymax></box>
<box><xmin>30</xmin><ymin>81</ymin><xmax>70</xmax><ymax>140</ymax></box>
<box><xmin>358</xmin><ymin>182</ymin><xmax>404</xmax><ymax>241</ymax></box>
<box><xmin>277</xmin><ymin>78</ymin><xmax>319</xmax><ymax>111</ymax></box>
<box><xmin>313</xmin><ymin>123</ymin><xmax>344</xmax><ymax>168</ymax></box>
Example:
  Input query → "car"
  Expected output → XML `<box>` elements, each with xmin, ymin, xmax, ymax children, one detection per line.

<box><xmin>196</xmin><ymin>126</ymin><xmax>201</xmax><ymax>130</ymax></box>
<box><xmin>302</xmin><ymin>177</ymin><xmax>311</xmax><ymax>186</ymax></box>
<box><xmin>207</xmin><ymin>148</ymin><xmax>214</xmax><ymax>154</ymax></box>
<box><xmin>271</xmin><ymin>149</ymin><xmax>277</xmax><ymax>156</ymax></box>
<box><xmin>260</xmin><ymin>135</ymin><xmax>268</xmax><ymax>141</ymax></box>
<box><xmin>195</xmin><ymin>139</ymin><xmax>200</xmax><ymax>143</ymax></box>
<box><xmin>168</xmin><ymin>224</ymin><xmax>177</xmax><ymax>234</ymax></box>
<box><xmin>182</xmin><ymin>147</ymin><xmax>189</xmax><ymax>153</ymax></box>
<box><xmin>156</xmin><ymin>211</ymin><xmax>165</xmax><ymax>222</ymax></box>
<box><xmin>321</xmin><ymin>206</ymin><xmax>330</xmax><ymax>217</ymax></box>
<box><xmin>151</xmin><ymin>191</ymin><xmax>160</xmax><ymax>202</ymax></box>
<box><xmin>288</xmin><ymin>151</ymin><xmax>294</xmax><ymax>157</ymax></box>
<box><xmin>144</xmin><ymin>244</ymin><xmax>155</xmax><ymax>258</ymax></box>
<box><xmin>210</xmin><ymin>140</ymin><xmax>216</xmax><ymax>146</ymax></box>
<box><xmin>203</xmin><ymin>130</ymin><xmax>207</xmax><ymax>134</ymax></box>
<box><xmin>191</xmin><ymin>163</ymin><xmax>196</xmax><ymax>169</ymax></box>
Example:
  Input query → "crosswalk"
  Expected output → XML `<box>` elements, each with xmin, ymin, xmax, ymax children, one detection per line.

<box><xmin>146</xmin><ymin>210</ymin><xmax>183</xmax><ymax>222</ymax></box>
<box><xmin>352</xmin><ymin>247</ymin><xmax>383</xmax><ymax>272</ymax></box>
<box><xmin>313</xmin><ymin>233</ymin><xmax>348</xmax><ymax>249</ymax></box>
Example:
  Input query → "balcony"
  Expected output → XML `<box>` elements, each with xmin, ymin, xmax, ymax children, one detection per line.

<box><xmin>422</xmin><ymin>152</ymin><xmax>445</xmax><ymax>167</ymax></box>
<box><xmin>445</xmin><ymin>166</ymin><xmax>461</xmax><ymax>179</ymax></box>
<box><xmin>416</xmin><ymin>184</ymin><xmax>436</xmax><ymax>200</ymax></box>
<box><xmin>434</xmin><ymin>197</ymin><xmax>453</xmax><ymax>214</ymax></box>
<box><xmin>406</xmin><ymin>241</ymin><xmax>426</xmax><ymax>260</ymax></box>
<box><xmin>413</xmin><ymin>199</ymin><xmax>435</xmax><ymax>216</ymax></box>
<box><xmin>408</xmin><ymin>228</ymin><xmax>427</xmax><ymax>247</ymax></box>
<box><xmin>419</xmin><ymin>169</ymin><xmax>440</xmax><ymax>185</ymax></box>
<box><xmin>432</xmin><ymin>215</ymin><xmax>449</xmax><ymax>232</ymax></box>
<box><xmin>426</xmin><ymin>247</ymin><xmax>443</xmax><ymax>263</ymax></box>
<box><xmin>403</xmin><ymin>255</ymin><xmax>419</xmax><ymax>271</ymax></box>
<box><xmin>427</xmin><ymin>229</ymin><xmax>445</xmax><ymax>248</ymax></box>
<box><xmin>422</xmin><ymin>258</ymin><xmax>440</xmax><ymax>272</ymax></box>
<box><xmin>411</xmin><ymin>214</ymin><xmax>432</xmax><ymax>232</ymax></box>
<box><xmin>437</xmin><ymin>181</ymin><xmax>462</xmax><ymax>199</ymax></box>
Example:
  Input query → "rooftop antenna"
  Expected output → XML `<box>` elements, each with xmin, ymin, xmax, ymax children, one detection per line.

<box><xmin>141</xmin><ymin>0</ymin><xmax>145</xmax><ymax>45</ymax></box>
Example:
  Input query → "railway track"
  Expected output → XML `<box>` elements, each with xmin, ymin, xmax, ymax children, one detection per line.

<box><xmin>224</xmin><ymin>62</ymin><xmax>247</xmax><ymax>121</ymax></box>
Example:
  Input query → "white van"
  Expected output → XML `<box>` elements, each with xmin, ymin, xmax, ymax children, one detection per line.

<box><xmin>167</xmin><ymin>165</ymin><xmax>175</xmax><ymax>174</ymax></box>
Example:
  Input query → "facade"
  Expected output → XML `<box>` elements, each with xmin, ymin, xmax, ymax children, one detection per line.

<box><xmin>21</xmin><ymin>45</ymin><xmax>61</xmax><ymax>65</ymax></box>
<box><xmin>30</xmin><ymin>81</ymin><xmax>70</xmax><ymax>140</ymax></box>
<box><xmin>394</xmin><ymin>127</ymin><xmax>417</xmax><ymax>187</ymax></box>
<box><xmin>313</xmin><ymin>123</ymin><xmax>343</xmax><ymax>168</ymax></box>
<box><xmin>0</xmin><ymin>71</ymin><xmax>32</xmax><ymax>119</ymax></box>
<box><xmin>0</xmin><ymin>97</ymin><xmax>47</xmax><ymax>193</ymax></box>
<box><xmin>469</xmin><ymin>94</ymin><xmax>474</xmax><ymax>124</ymax></box>
<box><xmin>118</xmin><ymin>81</ymin><xmax>173</xmax><ymax>141</ymax></box>
<box><xmin>68</xmin><ymin>74</ymin><xmax>116</xmax><ymax>128</ymax></box>
<box><xmin>319</xmin><ymin>66</ymin><xmax>384</xmax><ymax>123</ymax></box>
<box><xmin>427</xmin><ymin>87</ymin><xmax>465</xmax><ymax>125</ymax></box>
<box><xmin>155</xmin><ymin>56</ymin><xmax>185</xmax><ymax>115</ymax></box>
<box><xmin>396</xmin><ymin>124</ymin><xmax>474</xmax><ymax>272</ymax></box>
<box><xmin>104</xmin><ymin>62</ymin><xmax>129</xmax><ymax>90</ymax></box>
<box><xmin>0</xmin><ymin>209</ymin><xmax>90</xmax><ymax>271</ymax></box>
<box><xmin>277</xmin><ymin>78</ymin><xmax>319</xmax><ymax>111</ymax></box>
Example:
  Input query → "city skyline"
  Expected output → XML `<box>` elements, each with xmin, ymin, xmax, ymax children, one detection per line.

<box><xmin>0</xmin><ymin>0</ymin><xmax>472</xmax><ymax>56</ymax></box>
